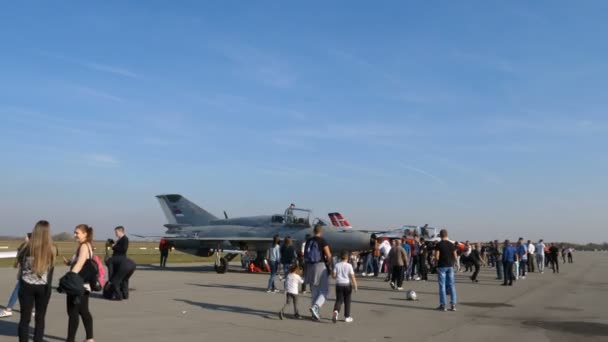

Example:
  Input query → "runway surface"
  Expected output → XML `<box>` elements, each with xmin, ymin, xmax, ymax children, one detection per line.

<box><xmin>0</xmin><ymin>252</ymin><xmax>606</xmax><ymax>342</ymax></box>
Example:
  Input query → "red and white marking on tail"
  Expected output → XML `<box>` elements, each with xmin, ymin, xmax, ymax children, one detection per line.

<box><xmin>328</xmin><ymin>212</ymin><xmax>352</xmax><ymax>228</ymax></box>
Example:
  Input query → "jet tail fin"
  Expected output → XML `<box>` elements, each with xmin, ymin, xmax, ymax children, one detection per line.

<box><xmin>328</xmin><ymin>212</ymin><xmax>352</xmax><ymax>228</ymax></box>
<box><xmin>156</xmin><ymin>194</ymin><xmax>219</xmax><ymax>226</ymax></box>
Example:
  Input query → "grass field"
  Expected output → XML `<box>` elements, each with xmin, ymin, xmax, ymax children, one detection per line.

<box><xmin>0</xmin><ymin>240</ymin><xmax>217</xmax><ymax>267</ymax></box>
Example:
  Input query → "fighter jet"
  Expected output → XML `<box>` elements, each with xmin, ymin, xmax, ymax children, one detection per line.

<box><xmin>155</xmin><ymin>194</ymin><xmax>376</xmax><ymax>273</ymax></box>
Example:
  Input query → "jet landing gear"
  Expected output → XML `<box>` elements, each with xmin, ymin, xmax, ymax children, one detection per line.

<box><xmin>213</xmin><ymin>248</ymin><xmax>239</xmax><ymax>274</ymax></box>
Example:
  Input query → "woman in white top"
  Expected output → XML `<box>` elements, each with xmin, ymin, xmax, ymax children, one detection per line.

<box><xmin>64</xmin><ymin>224</ymin><xmax>95</xmax><ymax>342</ymax></box>
<box><xmin>17</xmin><ymin>220</ymin><xmax>56</xmax><ymax>342</ymax></box>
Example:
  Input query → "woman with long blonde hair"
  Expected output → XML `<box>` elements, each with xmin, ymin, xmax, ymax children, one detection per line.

<box><xmin>17</xmin><ymin>220</ymin><xmax>56</xmax><ymax>342</ymax></box>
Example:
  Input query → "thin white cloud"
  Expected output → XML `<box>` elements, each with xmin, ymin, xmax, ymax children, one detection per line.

<box><xmin>86</xmin><ymin>154</ymin><xmax>119</xmax><ymax>167</ymax></box>
<box><xmin>38</xmin><ymin>51</ymin><xmax>139</xmax><ymax>79</ymax></box>
<box><xmin>271</xmin><ymin>138</ymin><xmax>314</xmax><ymax>151</ymax></box>
<box><xmin>400</xmin><ymin>164</ymin><xmax>446</xmax><ymax>185</ymax></box>
<box><xmin>140</xmin><ymin>137</ymin><xmax>181</xmax><ymax>146</ymax></box>
<box><xmin>328</xmin><ymin>49</ymin><xmax>401</xmax><ymax>85</ymax></box>
<box><xmin>332</xmin><ymin>161</ymin><xmax>393</xmax><ymax>178</ymax></box>
<box><xmin>294</xmin><ymin>124</ymin><xmax>397</xmax><ymax>139</ymax></box>
<box><xmin>220</xmin><ymin>44</ymin><xmax>296</xmax><ymax>89</ymax></box>
<box><xmin>255</xmin><ymin>166</ymin><xmax>329</xmax><ymax>179</ymax></box>
<box><xmin>485</xmin><ymin>115</ymin><xmax>608</xmax><ymax>135</ymax></box>
<box><xmin>0</xmin><ymin>106</ymin><xmax>92</xmax><ymax>135</ymax></box>
<box><xmin>82</xmin><ymin>62</ymin><xmax>138</xmax><ymax>78</ymax></box>
<box><xmin>72</xmin><ymin>85</ymin><xmax>123</xmax><ymax>102</ymax></box>
<box><xmin>281</xmin><ymin>122</ymin><xmax>409</xmax><ymax>145</ymax></box>
<box><xmin>190</xmin><ymin>92</ymin><xmax>310</xmax><ymax>121</ymax></box>
<box><xmin>422</xmin><ymin>155</ymin><xmax>503</xmax><ymax>186</ymax></box>
<box><xmin>451</xmin><ymin>50</ymin><xmax>516</xmax><ymax>73</ymax></box>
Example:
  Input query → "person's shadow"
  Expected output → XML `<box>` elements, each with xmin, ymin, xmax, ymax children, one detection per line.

<box><xmin>175</xmin><ymin>298</ymin><xmax>278</xmax><ymax>319</ymax></box>
<box><xmin>0</xmin><ymin>319</ymin><xmax>65</xmax><ymax>341</ymax></box>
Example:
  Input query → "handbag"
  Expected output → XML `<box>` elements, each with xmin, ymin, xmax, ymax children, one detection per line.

<box><xmin>84</xmin><ymin>258</ymin><xmax>102</xmax><ymax>292</ymax></box>
<box><xmin>76</xmin><ymin>244</ymin><xmax>102</xmax><ymax>292</ymax></box>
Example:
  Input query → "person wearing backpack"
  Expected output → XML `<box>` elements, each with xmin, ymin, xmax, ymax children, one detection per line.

<box><xmin>64</xmin><ymin>224</ymin><xmax>96</xmax><ymax>342</ymax></box>
<box><xmin>303</xmin><ymin>224</ymin><xmax>332</xmax><ymax>321</ymax></box>
<box><xmin>17</xmin><ymin>221</ymin><xmax>56</xmax><ymax>342</ymax></box>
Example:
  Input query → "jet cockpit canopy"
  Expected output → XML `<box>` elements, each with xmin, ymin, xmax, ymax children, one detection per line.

<box><xmin>285</xmin><ymin>207</ymin><xmax>312</xmax><ymax>227</ymax></box>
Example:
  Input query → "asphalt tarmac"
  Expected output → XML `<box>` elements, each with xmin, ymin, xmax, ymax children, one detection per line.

<box><xmin>0</xmin><ymin>252</ymin><xmax>606</xmax><ymax>342</ymax></box>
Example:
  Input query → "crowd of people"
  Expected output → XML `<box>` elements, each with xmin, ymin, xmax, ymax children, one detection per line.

<box><xmin>0</xmin><ymin>221</ymin><xmax>134</xmax><ymax>342</ymax></box>
<box><xmin>1</xmin><ymin>219</ymin><xmax>575</xmax><ymax>336</ymax></box>
<box><xmin>267</xmin><ymin>225</ymin><xmax>574</xmax><ymax>321</ymax></box>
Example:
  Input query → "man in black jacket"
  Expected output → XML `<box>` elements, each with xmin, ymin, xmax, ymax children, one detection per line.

<box><xmin>113</xmin><ymin>226</ymin><xmax>129</xmax><ymax>257</ymax></box>
<box><xmin>108</xmin><ymin>226</ymin><xmax>130</xmax><ymax>300</ymax></box>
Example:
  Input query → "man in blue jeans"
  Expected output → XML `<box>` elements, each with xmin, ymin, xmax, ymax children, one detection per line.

<box><xmin>502</xmin><ymin>240</ymin><xmax>517</xmax><ymax>286</ymax></box>
<box><xmin>434</xmin><ymin>229</ymin><xmax>458</xmax><ymax>312</ymax></box>
<box><xmin>0</xmin><ymin>282</ymin><xmax>19</xmax><ymax>318</ymax></box>
<box><xmin>1</xmin><ymin>233</ymin><xmax>32</xmax><ymax>318</ymax></box>
<box><xmin>516</xmin><ymin>238</ymin><xmax>528</xmax><ymax>279</ymax></box>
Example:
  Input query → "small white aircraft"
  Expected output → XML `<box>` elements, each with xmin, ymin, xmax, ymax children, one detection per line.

<box><xmin>0</xmin><ymin>251</ymin><xmax>17</xmax><ymax>259</ymax></box>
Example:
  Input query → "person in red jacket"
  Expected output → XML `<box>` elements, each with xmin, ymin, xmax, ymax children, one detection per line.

<box><xmin>159</xmin><ymin>240</ymin><xmax>170</xmax><ymax>268</ymax></box>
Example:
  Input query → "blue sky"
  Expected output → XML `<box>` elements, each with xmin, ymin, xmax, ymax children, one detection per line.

<box><xmin>1</xmin><ymin>1</ymin><xmax>607</xmax><ymax>243</ymax></box>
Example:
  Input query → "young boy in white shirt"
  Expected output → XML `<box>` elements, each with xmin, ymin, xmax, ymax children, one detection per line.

<box><xmin>332</xmin><ymin>250</ymin><xmax>358</xmax><ymax>323</ymax></box>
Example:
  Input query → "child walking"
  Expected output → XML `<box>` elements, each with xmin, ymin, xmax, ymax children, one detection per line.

<box><xmin>279</xmin><ymin>264</ymin><xmax>303</xmax><ymax>320</ymax></box>
<box><xmin>332</xmin><ymin>250</ymin><xmax>358</xmax><ymax>323</ymax></box>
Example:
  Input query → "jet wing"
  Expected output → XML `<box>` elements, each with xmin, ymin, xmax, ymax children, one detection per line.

<box><xmin>0</xmin><ymin>251</ymin><xmax>17</xmax><ymax>259</ymax></box>
<box><xmin>165</xmin><ymin>237</ymin><xmax>273</xmax><ymax>241</ymax></box>
<box><xmin>132</xmin><ymin>234</ymin><xmax>182</xmax><ymax>239</ymax></box>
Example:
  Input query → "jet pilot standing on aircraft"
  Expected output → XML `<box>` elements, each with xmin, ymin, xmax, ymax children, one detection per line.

<box><xmin>286</xmin><ymin>203</ymin><xmax>296</xmax><ymax>224</ymax></box>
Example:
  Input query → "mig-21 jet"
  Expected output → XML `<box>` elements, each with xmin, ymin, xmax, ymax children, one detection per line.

<box><xmin>154</xmin><ymin>194</ymin><xmax>376</xmax><ymax>273</ymax></box>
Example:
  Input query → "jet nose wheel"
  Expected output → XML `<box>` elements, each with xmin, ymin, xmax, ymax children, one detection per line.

<box><xmin>215</xmin><ymin>257</ymin><xmax>228</xmax><ymax>274</ymax></box>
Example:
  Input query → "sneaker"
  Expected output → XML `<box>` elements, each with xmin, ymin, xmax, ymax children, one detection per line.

<box><xmin>521</xmin><ymin>276</ymin><xmax>526</xmax><ymax>280</ymax></box>
<box><xmin>397</xmin><ymin>287</ymin><xmax>404</xmax><ymax>291</ymax></box>
<box><xmin>332</xmin><ymin>310</ymin><xmax>338</xmax><ymax>323</ymax></box>
<box><xmin>310</xmin><ymin>305</ymin><xmax>320</xmax><ymax>321</ymax></box>
<box><xmin>266</xmin><ymin>289</ymin><xmax>273</xmax><ymax>293</ymax></box>
<box><xmin>449</xmin><ymin>305</ymin><xmax>457</xmax><ymax>312</ymax></box>
<box><xmin>415</xmin><ymin>277</ymin><xmax>421</xmax><ymax>281</ymax></box>
<box><xmin>0</xmin><ymin>310</ymin><xmax>12</xmax><ymax>318</ymax></box>
<box><xmin>345</xmin><ymin>317</ymin><xmax>354</xmax><ymax>323</ymax></box>
<box><xmin>361</xmin><ymin>272</ymin><xmax>367</xmax><ymax>277</ymax></box>
<box><xmin>278</xmin><ymin>311</ymin><xmax>284</xmax><ymax>320</ymax></box>
<box><xmin>390</xmin><ymin>282</ymin><xmax>395</xmax><ymax>289</ymax></box>
<box><xmin>436</xmin><ymin>305</ymin><xmax>447</xmax><ymax>312</ymax></box>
